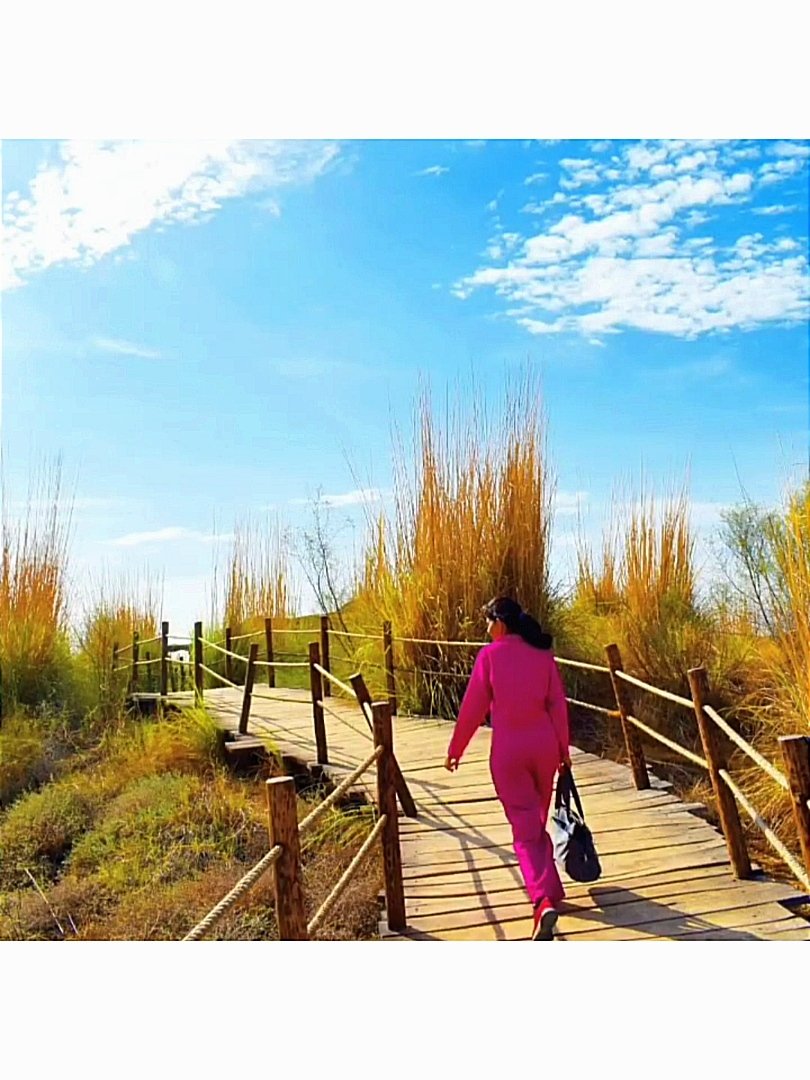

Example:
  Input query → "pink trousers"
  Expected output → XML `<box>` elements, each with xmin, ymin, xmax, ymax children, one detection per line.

<box><xmin>490</xmin><ymin>721</ymin><xmax>564</xmax><ymax>907</ymax></box>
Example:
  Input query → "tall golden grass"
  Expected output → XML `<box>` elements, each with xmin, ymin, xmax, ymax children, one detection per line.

<box><xmin>354</xmin><ymin>374</ymin><xmax>555</xmax><ymax>713</ymax></box>
<box><xmin>571</xmin><ymin>485</ymin><xmax>751</xmax><ymax>695</ymax></box>
<box><xmin>212</xmin><ymin>516</ymin><xmax>293</xmax><ymax>634</ymax></box>
<box><xmin>76</xmin><ymin>571</ymin><xmax>162</xmax><ymax>716</ymax></box>
<box><xmin>768</xmin><ymin>483</ymin><xmax>810</xmax><ymax>730</ymax></box>
<box><xmin>0</xmin><ymin>466</ymin><xmax>72</xmax><ymax>710</ymax></box>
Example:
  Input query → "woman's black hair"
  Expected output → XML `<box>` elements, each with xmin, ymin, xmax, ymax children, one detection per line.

<box><xmin>483</xmin><ymin>596</ymin><xmax>553</xmax><ymax>650</ymax></box>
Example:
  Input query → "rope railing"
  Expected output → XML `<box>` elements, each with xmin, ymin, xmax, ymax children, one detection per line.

<box><xmin>556</xmin><ymin>657</ymin><xmax>611</xmax><ymax>674</ymax></box>
<box><xmin>312</xmin><ymin>663</ymin><xmax>358</xmax><ymax>700</ymax></box>
<box><xmin>392</xmin><ymin>634</ymin><xmax>487</xmax><ymax>647</ymax></box>
<box><xmin>625</xmin><ymin>714</ymin><xmax>709</xmax><ymax>770</ymax></box>
<box><xmin>326</xmin><ymin>628</ymin><xmax>380</xmax><ymax>640</ymax></box>
<box><xmin>703</xmin><ymin>705</ymin><xmax>790</xmax><ymax>792</ymax></box>
<box><xmin>199</xmin><ymin>664</ymin><xmax>241</xmax><ymax>691</ymax></box>
<box><xmin>200</xmin><ymin>637</ymin><xmax>247</xmax><ymax>661</ymax></box>
<box><xmin>566</xmin><ymin>697</ymin><xmax>620</xmax><ymax>719</ymax></box>
<box><xmin>307</xmin><ymin>814</ymin><xmax>387</xmax><ymax>936</ymax></box>
<box><xmin>252</xmin><ymin>659</ymin><xmax>310</xmax><ymax>669</ymax></box>
<box><xmin>182</xmin><ymin>845</ymin><xmax>283</xmax><ymax>941</ymax></box>
<box><xmin>614</xmin><ymin>669</ymin><xmax>694</xmax><ymax>710</ymax></box>
<box><xmin>719</xmin><ymin>769</ymin><xmax>810</xmax><ymax>893</ymax></box>
<box><xmin>299</xmin><ymin>747</ymin><xmax>382</xmax><ymax>835</ymax></box>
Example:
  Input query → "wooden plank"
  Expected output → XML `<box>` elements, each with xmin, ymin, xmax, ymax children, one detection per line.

<box><xmin>402</xmin><ymin>841</ymin><xmax>731</xmax><ymax>888</ymax></box>
<box><xmin>405</xmin><ymin>862</ymin><xmax>737</xmax><ymax>902</ymax></box>
<box><xmin>404</xmin><ymin>882</ymin><xmax>802</xmax><ymax>937</ymax></box>
<box><xmin>403</xmin><ymin>827</ymin><xmax>723</xmax><ymax>873</ymax></box>
<box><xmin>401</xmin><ymin>822</ymin><xmax>712</xmax><ymax>861</ymax></box>
<box><xmin>406</xmin><ymin>866</ymin><xmax>784</xmax><ymax>918</ymax></box>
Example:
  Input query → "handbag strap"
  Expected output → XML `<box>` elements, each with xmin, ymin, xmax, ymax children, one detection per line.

<box><xmin>555</xmin><ymin>766</ymin><xmax>586</xmax><ymax>819</ymax></box>
<box><xmin>567</xmin><ymin>770</ymin><xmax>586</xmax><ymax>819</ymax></box>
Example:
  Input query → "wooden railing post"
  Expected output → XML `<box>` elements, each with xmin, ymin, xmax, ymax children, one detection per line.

<box><xmin>265</xmin><ymin>777</ymin><xmax>308</xmax><ymax>940</ymax></box>
<box><xmin>351</xmin><ymin>673</ymin><xmax>417</xmax><ymax>819</ymax></box>
<box><xmin>129</xmin><ymin>630</ymin><xmax>140</xmax><ymax>695</ymax></box>
<box><xmin>160</xmin><ymin>621</ymin><xmax>169</xmax><ymax>701</ymax></box>
<box><xmin>779</xmin><ymin>735</ymin><xmax>810</xmax><ymax>882</ymax></box>
<box><xmin>605</xmin><ymin>643</ymin><xmax>649</xmax><ymax>790</ymax></box>
<box><xmin>320</xmin><ymin>615</ymin><xmax>331</xmax><ymax>697</ymax></box>
<box><xmin>239</xmin><ymin>643</ymin><xmax>259</xmax><ymax>735</ymax></box>
<box><xmin>225</xmin><ymin>627</ymin><xmax>234</xmax><ymax>684</ymax></box>
<box><xmin>309</xmin><ymin>642</ymin><xmax>328</xmax><ymax>764</ymax></box>
<box><xmin>145</xmin><ymin>651</ymin><xmax>153</xmax><ymax>692</ymax></box>
<box><xmin>111</xmin><ymin>641</ymin><xmax>119</xmax><ymax>674</ymax></box>
<box><xmin>687</xmin><ymin>666</ymin><xmax>751</xmax><ymax>879</ymax></box>
<box><xmin>373</xmin><ymin>700</ymin><xmax>406</xmax><ymax>933</ymax></box>
<box><xmin>194</xmin><ymin>621</ymin><xmax>204</xmax><ymax>704</ymax></box>
<box><xmin>264</xmin><ymin>616</ymin><xmax>275</xmax><ymax>689</ymax></box>
<box><xmin>383</xmin><ymin>620</ymin><xmax>397</xmax><ymax>716</ymax></box>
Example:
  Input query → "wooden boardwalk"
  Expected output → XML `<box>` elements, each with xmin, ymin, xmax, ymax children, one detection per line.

<box><xmin>188</xmin><ymin>686</ymin><xmax>810</xmax><ymax>941</ymax></box>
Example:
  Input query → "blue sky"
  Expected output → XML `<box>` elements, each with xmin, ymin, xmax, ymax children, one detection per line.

<box><xmin>1</xmin><ymin>138</ymin><xmax>808</xmax><ymax>633</ymax></box>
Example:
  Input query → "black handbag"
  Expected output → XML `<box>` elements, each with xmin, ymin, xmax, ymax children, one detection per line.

<box><xmin>550</xmin><ymin>767</ymin><xmax>602</xmax><ymax>883</ymax></box>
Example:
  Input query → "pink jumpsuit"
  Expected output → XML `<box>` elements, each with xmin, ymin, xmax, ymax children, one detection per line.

<box><xmin>447</xmin><ymin>635</ymin><xmax>569</xmax><ymax>907</ymax></box>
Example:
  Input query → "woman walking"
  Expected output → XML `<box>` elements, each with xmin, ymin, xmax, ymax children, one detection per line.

<box><xmin>444</xmin><ymin>596</ymin><xmax>571</xmax><ymax>940</ymax></box>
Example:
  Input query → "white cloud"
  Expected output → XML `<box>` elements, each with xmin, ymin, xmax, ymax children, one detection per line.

<box><xmin>456</xmin><ymin>139</ymin><xmax>809</xmax><ymax>340</ymax></box>
<box><xmin>759</xmin><ymin>157</ymin><xmax>806</xmax><ymax>184</ymax></box>
<box><xmin>2</xmin><ymin>140</ymin><xmax>340</xmax><ymax>288</ymax></box>
<box><xmin>108</xmin><ymin>526</ymin><xmax>232</xmax><ymax>547</ymax></box>
<box><xmin>93</xmin><ymin>337</ymin><xmax>166</xmax><ymax>359</ymax></box>
<box><xmin>751</xmin><ymin>203</ymin><xmax>798</xmax><ymax>216</ymax></box>
<box><xmin>416</xmin><ymin>165</ymin><xmax>449</xmax><ymax>177</ymax></box>
<box><xmin>524</xmin><ymin>172</ymin><xmax>548</xmax><ymax>185</ymax></box>
<box><xmin>773</xmin><ymin>141</ymin><xmax>810</xmax><ymax>159</ymax></box>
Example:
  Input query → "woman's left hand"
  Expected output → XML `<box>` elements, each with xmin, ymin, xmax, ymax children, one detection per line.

<box><xmin>444</xmin><ymin>755</ymin><xmax>459</xmax><ymax>772</ymax></box>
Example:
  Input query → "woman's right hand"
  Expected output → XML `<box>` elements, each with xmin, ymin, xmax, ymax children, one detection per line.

<box><xmin>559</xmin><ymin>752</ymin><xmax>571</xmax><ymax>771</ymax></box>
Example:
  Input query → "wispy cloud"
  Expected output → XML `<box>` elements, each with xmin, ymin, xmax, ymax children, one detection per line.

<box><xmin>2</xmin><ymin>140</ymin><xmax>341</xmax><ymax>289</ymax></box>
<box><xmin>415</xmin><ymin>165</ymin><xmax>449</xmax><ymax>177</ymax></box>
<box><xmin>290</xmin><ymin>487</ymin><xmax>389</xmax><ymax>508</ymax></box>
<box><xmin>751</xmin><ymin>203</ymin><xmax>799</xmax><ymax>216</ymax></box>
<box><xmin>655</xmin><ymin>356</ymin><xmax>734</xmax><ymax>382</ymax></box>
<box><xmin>455</xmin><ymin>139</ymin><xmax>809</xmax><ymax>339</ymax></box>
<box><xmin>93</xmin><ymin>337</ymin><xmax>166</xmax><ymax>360</ymax></box>
<box><xmin>107</xmin><ymin>526</ymin><xmax>233</xmax><ymax>547</ymax></box>
<box><xmin>554</xmin><ymin>490</ymin><xmax>589</xmax><ymax>515</ymax></box>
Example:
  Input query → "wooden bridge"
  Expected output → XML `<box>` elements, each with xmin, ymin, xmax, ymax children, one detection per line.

<box><xmin>122</xmin><ymin>619</ymin><xmax>810</xmax><ymax>941</ymax></box>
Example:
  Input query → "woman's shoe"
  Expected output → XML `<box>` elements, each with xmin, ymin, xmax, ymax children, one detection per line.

<box><xmin>531</xmin><ymin>898</ymin><xmax>558</xmax><ymax>941</ymax></box>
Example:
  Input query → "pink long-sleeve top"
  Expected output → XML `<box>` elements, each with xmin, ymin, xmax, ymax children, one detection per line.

<box><xmin>447</xmin><ymin>635</ymin><xmax>570</xmax><ymax>762</ymax></box>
